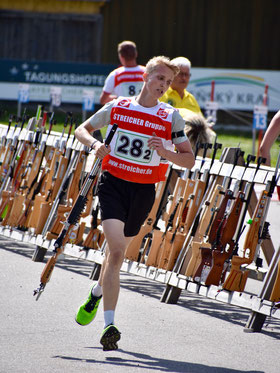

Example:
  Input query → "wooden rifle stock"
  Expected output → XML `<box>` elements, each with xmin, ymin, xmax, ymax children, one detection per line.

<box><xmin>0</xmin><ymin>116</ymin><xmax>34</xmax><ymax>222</ymax></box>
<box><xmin>192</xmin><ymin>188</ymin><xmax>235</xmax><ymax>282</ymax></box>
<box><xmin>164</xmin><ymin>176</ymin><xmax>198</xmax><ymax>271</ymax></box>
<box><xmin>191</xmin><ymin>148</ymin><xmax>246</xmax><ymax>283</ymax></box>
<box><xmin>33</xmin><ymin>141</ymin><xmax>67</xmax><ymax>234</ymax></box>
<box><xmin>161</xmin><ymin>167</ymin><xmax>208</xmax><ymax>272</ymax></box>
<box><xmin>204</xmin><ymin>190</ymin><xmax>245</xmax><ymax>286</ymax></box>
<box><xmin>67</xmin><ymin>148</ymin><xmax>88</xmax><ymax>204</ymax></box>
<box><xmin>27</xmin><ymin>136</ymin><xmax>58</xmax><ymax>229</ymax></box>
<box><xmin>185</xmin><ymin>184</ymin><xmax>224</xmax><ymax>278</ymax></box>
<box><xmin>17</xmin><ymin>141</ymin><xmax>47</xmax><ymax>229</ymax></box>
<box><xmin>44</xmin><ymin>147</ymin><xmax>89</xmax><ymax>240</ymax></box>
<box><xmin>157</xmin><ymin>177</ymin><xmax>186</xmax><ymax>269</ymax></box>
<box><xmin>222</xmin><ymin>189</ymin><xmax>269</xmax><ymax>292</ymax></box>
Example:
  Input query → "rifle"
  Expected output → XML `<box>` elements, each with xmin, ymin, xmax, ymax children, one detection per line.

<box><xmin>222</xmin><ymin>189</ymin><xmax>270</xmax><ymax>292</ymax></box>
<box><xmin>42</xmin><ymin>123</ymin><xmax>88</xmax><ymax>241</ymax></box>
<box><xmin>224</xmin><ymin>152</ymin><xmax>279</xmax><ymax>293</ymax></box>
<box><xmin>29</xmin><ymin>114</ymin><xmax>71</xmax><ymax>234</ymax></box>
<box><xmin>229</xmin><ymin>156</ymin><xmax>266</xmax><ymax>260</ymax></box>
<box><xmin>46</xmin><ymin>149</ymin><xmax>92</xmax><ymax>242</ymax></box>
<box><xmin>4</xmin><ymin>110</ymin><xmax>51</xmax><ymax>228</ymax></box>
<box><xmin>3</xmin><ymin>133</ymin><xmax>36</xmax><ymax>227</ymax></box>
<box><xmin>192</xmin><ymin>189</ymin><xmax>235</xmax><ymax>282</ymax></box>
<box><xmin>36</xmin><ymin>141</ymin><xmax>81</xmax><ymax>236</ymax></box>
<box><xmin>163</xmin><ymin>170</ymin><xmax>201</xmax><ymax>271</ymax></box>
<box><xmin>203</xmin><ymin>190</ymin><xmax>245</xmax><ymax>285</ymax></box>
<box><xmin>17</xmin><ymin>113</ymin><xmax>55</xmax><ymax>230</ymax></box>
<box><xmin>170</xmin><ymin>143</ymin><xmax>224</xmax><ymax>276</ymax></box>
<box><xmin>190</xmin><ymin>147</ymin><xmax>246</xmax><ymax>282</ymax></box>
<box><xmin>203</xmin><ymin>156</ymin><xmax>267</xmax><ymax>286</ymax></box>
<box><xmin>155</xmin><ymin>176</ymin><xmax>187</xmax><ymax>269</ymax></box>
<box><xmin>23</xmin><ymin>119</ymin><xmax>59</xmax><ymax>230</ymax></box>
<box><xmin>33</xmin><ymin>123</ymin><xmax>118</xmax><ymax>300</ymax></box>
<box><xmin>162</xmin><ymin>168</ymin><xmax>211</xmax><ymax>274</ymax></box>
<box><xmin>0</xmin><ymin>114</ymin><xmax>33</xmax><ymax>221</ymax></box>
<box><xmin>184</xmin><ymin>183</ymin><xmax>224</xmax><ymax>278</ymax></box>
<box><xmin>46</xmin><ymin>116</ymin><xmax>96</xmax><ymax>242</ymax></box>
<box><xmin>0</xmin><ymin>110</ymin><xmax>29</xmax><ymax>189</ymax></box>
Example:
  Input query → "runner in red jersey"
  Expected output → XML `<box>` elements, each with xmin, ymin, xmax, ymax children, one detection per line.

<box><xmin>75</xmin><ymin>56</ymin><xmax>195</xmax><ymax>351</ymax></box>
<box><xmin>100</xmin><ymin>41</ymin><xmax>145</xmax><ymax>105</ymax></box>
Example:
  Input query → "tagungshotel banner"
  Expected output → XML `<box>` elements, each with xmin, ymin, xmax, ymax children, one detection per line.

<box><xmin>0</xmin><ymin>59</ymin><xmax>279</xmax><ymax>112</ymax></box>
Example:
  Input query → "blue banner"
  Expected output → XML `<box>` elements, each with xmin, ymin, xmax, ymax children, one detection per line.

<box><xmin>0</xmin><ymin>59</ymin><xmax>115</xmax><ymax>86</ymax></box>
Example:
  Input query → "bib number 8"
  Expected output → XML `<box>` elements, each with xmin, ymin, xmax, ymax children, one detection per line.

<box><xmin>128</xmin><ymin>85</ymin><xmax>136</xmax><ymax>96</ymax></box>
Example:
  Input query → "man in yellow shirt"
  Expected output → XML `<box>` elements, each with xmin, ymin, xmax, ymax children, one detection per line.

<box><xmin>160</xmin><ymin>57</ymin><xmax>202</xmax><ymax>115</ymax></box>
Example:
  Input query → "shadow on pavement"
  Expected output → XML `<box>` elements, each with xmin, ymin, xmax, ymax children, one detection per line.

<box><xmin>52</xmin><ymin>347</ymin><xmax>264</xmax><ymax>373</ymax></box>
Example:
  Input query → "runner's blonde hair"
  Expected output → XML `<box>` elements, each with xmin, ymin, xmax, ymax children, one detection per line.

<box><xmin>145</xmin><ymin>56</ymin><xmax>180</xmax><ymax>76</ymax></box>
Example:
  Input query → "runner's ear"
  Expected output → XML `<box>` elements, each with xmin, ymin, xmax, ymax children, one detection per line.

<box><xmin>143</xmin><ymin>72</ymin><xmax>148</xmax><ymax>82</ymax></box>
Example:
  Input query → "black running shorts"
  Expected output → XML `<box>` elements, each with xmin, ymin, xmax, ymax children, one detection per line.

<box><xmin>97</xmin><ymin>172</ymin><xmax>156</xmax><ymax>237</ymax></box>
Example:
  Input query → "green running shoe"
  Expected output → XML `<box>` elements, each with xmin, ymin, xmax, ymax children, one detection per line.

<box><xmin>75</xmin><ymin>286</ymin><xmax>102</xmax><ymax>326</ymax></box>
<box><xmin>100</xmin><ymin>324</ymin><xmax>121</xmax><ymax>351</ymax></box>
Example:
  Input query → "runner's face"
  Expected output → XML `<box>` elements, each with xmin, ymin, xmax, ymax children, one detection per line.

<box><xmin>145</xmin><ymin>64</ymin><xmax>175</xmax><ymax>99</ymax></box>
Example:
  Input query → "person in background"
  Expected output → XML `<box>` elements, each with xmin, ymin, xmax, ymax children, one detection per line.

<box><xmin>99</xmin><ymin>40</ymin><xmax>145</xmax><ymax>105</ymax></box>
<box><xmin>259</xmin><ymin>110</ymin><xmax>280</xmax><ymax>199</ymax></box>
<box><xmin>179</xmin><ymin>108</ymin><xmax>216</xmax><ymax>157</ymax></box>
<box><xmin>159</xmin><ymin>56</ymin><xmax>202</xmax><ymax>115</ymax></box>
<box><xmin>74</xmin><ymin>56</ymin><xmax>195</xmax><ymax>352</ymax></box>
<box><xmin>259</xmin><ymin>110</ymin><xmax>280</xmax><ymax>166</ymax></box>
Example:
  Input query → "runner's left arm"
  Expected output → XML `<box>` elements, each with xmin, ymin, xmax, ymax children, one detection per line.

<box><xmin>147</xmin><ymin>110</ymin><xmax>195</xmax><ymax>169</ymax></box>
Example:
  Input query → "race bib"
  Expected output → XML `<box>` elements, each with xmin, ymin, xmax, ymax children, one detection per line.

<box><xmin>118</xmin><ymin>81</ymin><xmax>143</xmax><ymax>97</ymax></box>
<box><xmin>114</xmin><ymin>130</ymin><xmax>154</xmax><ymax>164</ymax></box>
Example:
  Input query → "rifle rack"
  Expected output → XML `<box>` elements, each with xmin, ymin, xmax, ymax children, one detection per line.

<box><xmin>0</xmin><ymin>122</ymin><xmax>279</xmax><ymax>333</ymax></box>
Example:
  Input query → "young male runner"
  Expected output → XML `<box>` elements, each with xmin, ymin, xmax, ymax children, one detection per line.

<box><xmin>100</xmin><ymin>40</ymin><xmax>145</xmax><ymax>105</ymax></box>
<box><xmin>74</xmin><ymin>56</ymin><xmax>195</xmax><ymax>351</ymax></box>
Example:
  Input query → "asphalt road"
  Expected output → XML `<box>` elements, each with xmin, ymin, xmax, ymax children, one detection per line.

<box><xmin>0</xmin><ymin>236</ymin><xmax>280</xmax><ymax>373</ymax></box>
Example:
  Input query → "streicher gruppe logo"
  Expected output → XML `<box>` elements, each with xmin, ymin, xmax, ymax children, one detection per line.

<box><xmin>117</xmin><ymin>98</ymin><xmax>130</xmax><ymax>108</ymax></box>
<box><xmin>157</xmin><ymin>107</ymin><xmax>169</xmax><ymax>119</ymax></box>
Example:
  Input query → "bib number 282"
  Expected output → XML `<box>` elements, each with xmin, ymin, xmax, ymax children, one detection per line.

<box><xmin>115</xmin><ymin>132</ymin><xmax>152</xmax><ymax>163</ymax></box>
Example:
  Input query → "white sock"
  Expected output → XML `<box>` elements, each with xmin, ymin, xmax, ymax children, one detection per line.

<box><xmin>104</xmin><ymin>310</ymin><xmax>115</xmax><ymax>327</ymax></box>
<box><xmin>91</xmin><ymin>283</ymin><xmax>102</xmax><ymax>297</ymax></box>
